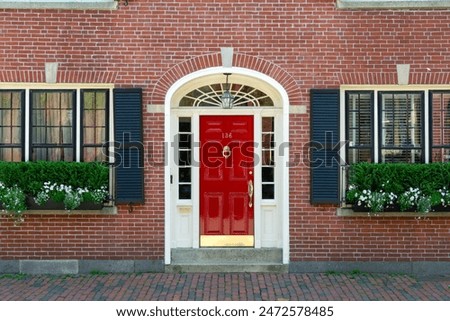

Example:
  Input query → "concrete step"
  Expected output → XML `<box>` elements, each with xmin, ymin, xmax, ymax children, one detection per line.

<box><xmin>167</xmin><ymin>248</ymin><xmax>287</xmax><ymax>273</ymax></box>
<box><xmin>166</xmin><ymin>264</ymin><xmax>288</xmax><ymax>273</ymax></box>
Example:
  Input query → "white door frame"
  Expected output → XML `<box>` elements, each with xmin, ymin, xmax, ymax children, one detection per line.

<box><xmin>164</xmin><ymin>67</ymin><xmax>290</xmax><ymax>264</ymax></box>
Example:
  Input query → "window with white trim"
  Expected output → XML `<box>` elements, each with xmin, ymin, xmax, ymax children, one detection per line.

<box><xmin>177</xmin><ymin>117</ymin><xmax>192</xmax><ymax>200</ymax></box>
<box><xmin>262</xmin><ymin>117</ymin><xmax>275</xmax><ymax>199</ymax></box>
<box><xmin>345</xmin><ymin>90</ymin><xmax>450</xmax><ymax>164</ymax></box>
<box><xmin>0</xmin><ymin>88</ymin><xmax>110</xmax><ymax>162</ymax></box>
<box><xmin>379</xmin><ymin>92</ymin><xmax>423</xmax><ymax>163</ymax></box>
<box><xmin>346</xmin><ymin>91</ymin><xmax>373</xmax><ymax>165</ymax></box>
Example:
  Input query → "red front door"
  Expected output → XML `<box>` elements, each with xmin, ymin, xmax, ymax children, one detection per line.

<box><xmin>200</xmin><ymin>115</ymin><xmax>254</xmax><ymax>247</ymax></box>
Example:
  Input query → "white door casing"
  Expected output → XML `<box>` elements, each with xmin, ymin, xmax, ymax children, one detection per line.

<box><xmin>164</xmin><ymin>67</ymin><xmax>290</xmax><ymax>264</ymax></box>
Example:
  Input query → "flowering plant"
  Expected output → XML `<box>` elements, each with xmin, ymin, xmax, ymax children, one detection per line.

<box><xmin>0</xmin><ymin>182</ymin><xmax>27</xmax><ymax>225</ymax></box>
<box><xmin>349</xmin><ymin>186</ymin><xmax>396</xmax><ymax>213</ymax></box>
<box><xmin>0</xmin><ymin>161</ymin><xmax>109</xmax><ymax>225</ymax></box>
<box><xmin>346</xmin><ymin>162</ymin><xmax>450</xmax><ymax>214</ymax></box>
<box><xmin>398</xmin><ymin>187</ymin><xmax>421</xmax><ymax>211</ymax></box>
<box><xmin>438</xmin><ymin>187</ymin><xmax>450</xmax><ymax>207</ymax></box>
<box><xmin>347</xmin><ymin>185</ymin><xmax>444</xmax><ymax>214</ymax></box>
<box><xmin>34</xmin><ymin>182</ymin><xmax>109</xmax><ymax>211</ymax></box>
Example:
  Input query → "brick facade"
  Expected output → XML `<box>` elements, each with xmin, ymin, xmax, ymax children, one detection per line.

<box><xmin>0</xmin><ymin>1</ymin><xmax>449</xmax><ymax>267</ymax></box>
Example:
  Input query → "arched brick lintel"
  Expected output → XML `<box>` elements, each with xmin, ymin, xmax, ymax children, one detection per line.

<box><xmin>151</xmin><ymin>52</ymin><xmax>302</xmax><ymax>105</ymax></box>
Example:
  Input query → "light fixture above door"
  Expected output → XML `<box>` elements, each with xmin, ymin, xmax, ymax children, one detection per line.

<box><xmin>221</xmin><ymin>73</ymin><xmax>234</xmax><ymax>109</ymax></box>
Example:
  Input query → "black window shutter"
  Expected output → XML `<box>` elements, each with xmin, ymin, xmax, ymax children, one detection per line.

<box><xmin>310</xmin><ymin>89</ymin><xmax>340</xmax><ymax>204</ymax></box>
<box><xmin>113</xmin><ymin>88</ymin><xmax>144</xmax><ymax>204</ymax></box>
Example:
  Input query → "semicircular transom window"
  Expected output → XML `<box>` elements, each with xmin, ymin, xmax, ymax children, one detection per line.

<box><xmin>179</xmin><ymin>83</ymin><xmax>274</xmax><ymax>107</ymax></box>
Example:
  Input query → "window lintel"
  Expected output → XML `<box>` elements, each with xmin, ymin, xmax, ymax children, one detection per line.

<box><xmin>337</xmin><ymin>0</ymin><xmax>450</xmax><ymax>9</ymax></box>
<box><xmin>0</xmin><ymin>0</ymin><xmax>117</xmax><ymax>10</ymax></box>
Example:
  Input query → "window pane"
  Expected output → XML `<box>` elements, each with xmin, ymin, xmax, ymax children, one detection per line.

<box><xmin>179</xmin><ymin>184</ymin><xmax>191</xmax><ymax>199</ymax></box>
<box><xmin>178</xmin><ymin>133</ymin><xmax>191</xmax><ymax>149</ymax></box>
<box><xmin>179</xmin><ymin>167</ymin><xmax>191</xmax><ymax>183</ymax></box>
<box><xmin>431</xmin><ymin>92</ymin><xmax>450</xmax><ymax>161</ymax></box>
<box><xmin>84</xmin><ymin>128</ymin><xmax>95</xmax><ymax>144</ymax></box>
<box><xmin>262</xmin><ymin>117</ymin><xmax>274</xmax><ymax>132</ymax></box>
<box><xmin>0</xmin><ymin>91</ymin><xmax>23</xmax><ymax>161</ymax></box>
<box><xmin>432</xmin><ymin>148</ymin><xmax>450</xmax><ymax>162</ymax></box>
<box><xmin>262</xmin><ymin>184</ymin><xmax>275</xmax><ymax>199</ymax></box>
<box><xmin>178</xmin><ymin>117</ymin><xmax>192</xmax><ymax>200</ymax></box>
<box><xmin>0</xmin><ymin>148</ymin><xmax>21</xmax><ymax>162</ymax></box>
<box><xmin>346</xmin><ymin>92</ymin><xmax>373</xmax><ymax>165</ymax></box>
<box><xmin>82</xmin><ymin>90</ymin><xmax>108</xmax><ymax>162</ymax></box>
<box><xmin>380</xmin><ymin>92</ymin><xmax>423</xmax><ymax>163</ymax></box>
<box><xmin>179</xmin><ymin>117</ymin><xmax>191</xmax><ymax>132</ymax></box>
<box><xmin>179</xmin><ymin>150</ymin><xmax>191</xmax><ymax>166</ymax></box>
<box><xmin>262</xmin><ymin>150</ymin><xmax>274</xmax><ymax>166</ymax></box>
<box><xmin>32</xmin><ymin>147</ymin><xmax>73</xmax><ymax>162</ymax></box>
<box><xmin>31</xmin><ymin>91</ymin><xmax>75</xmax><ymax>161</ymax></box>
<box><xmin>347</xmin><ymin>149</ymin><xmax>372</xmax><ymax>164</ymax></box>
<box><xmin>1</xmin><ymin>127</ymin><xmax>12</xmax><ymax>143</ymax></box>
<box><xmin>262</xmin><ymin>117</ymin><xmax>275</xmax><ymax>199</ymax></box>
<box><xmin>262</xmin><ymin>167</ymin><xmax>274</xmax><ymax>182</ymax></box>
<box><xmin>262</xmin><ymin>133</ymin><xmax>274</xmax><ymax>149</ymax></box>
<box><xmin>84</xmin><ymin>110</ymin><xmax>95</xmax><ymax>126</ymax></box>
<box><xmin>381</xmin><ymin>149</ymin><xmax>422</xmax><ymax>163</ymax></box>
<box><xmin>84</xmin><ymin>147</ymin><xmax>105</xmax><ymax>162</ymax></box>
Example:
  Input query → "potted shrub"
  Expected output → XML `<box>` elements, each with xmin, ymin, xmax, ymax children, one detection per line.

<box><xmin>346</xmin><ymin>162</ymin><xmax>450</xmax><ymax>214</ymax></box>
<box><xmin>0</xmin><ymin>161</ymin><xmax>109</xmax><ymax>224</ymax></box>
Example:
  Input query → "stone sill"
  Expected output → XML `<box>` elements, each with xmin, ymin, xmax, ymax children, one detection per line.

<box><xmin>337</xmin><ymin>0</ymin><xmax>450</xmax><ymax>9</ymax></box>
<box><xmin>337</xmin><ymin>207</ymin><xmax>450</xmax><ymax>218</ymax></box>
<box><xmin>0</xmin><ymin>1</ymin><xmax>118</xmax><ymax>10</ymax></box>
<box><xmin>19</xmin><ymin>206</ymin><xmax>118</xmax><ymax>216</ymax></box>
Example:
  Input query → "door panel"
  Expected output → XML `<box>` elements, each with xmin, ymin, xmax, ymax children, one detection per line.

<box><xmin>200</xmin><ymin>115</ymin><xmax>254</xmax><ymax>246</ymax></box>
<box><xmin>202</xmin><ymin>192</ymin><xmax>224</xmax><ymax>234</ymax></box>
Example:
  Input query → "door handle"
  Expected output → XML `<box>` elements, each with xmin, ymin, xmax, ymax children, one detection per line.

<box><xmin>248</xmin><ymin>179</ymin><xmax>254</xmax><ymax>208</ymax></box>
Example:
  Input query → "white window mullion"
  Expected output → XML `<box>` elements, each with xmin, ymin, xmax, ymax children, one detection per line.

<box><xmin>424</xmin><ymin>90</ymin><xmax>430</xmax><ymax>163</ymax></box>
<box><xmin>24</xmin><ymin>89</ymin><xmax>30</xmax><ymax>161</ymax></box>
<box><xmin>76</xmin><ymin>89</ymin><xmax>81</xmax><ymax>162</ymax></box>
<box><xmin>373</xmin><ymin>91</ymin><xmax>379</xmax><ymax>163</ymax></box>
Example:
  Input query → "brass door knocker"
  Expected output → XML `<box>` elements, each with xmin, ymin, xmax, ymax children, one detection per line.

<box><xmin>222</xmin><ymin>145</ymin><xmax>231</xmax><ymax>159</ymax></box>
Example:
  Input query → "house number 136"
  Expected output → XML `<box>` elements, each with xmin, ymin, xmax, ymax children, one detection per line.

<box><xmin>222</xmin><ymin>133</ymin><xmax>232</xmax><ymax>139</ymax></box>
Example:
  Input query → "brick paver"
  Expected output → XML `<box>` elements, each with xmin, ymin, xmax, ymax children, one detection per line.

<box><xmin>0</xmin><ymin>273</ymin><xmax>448</xmax><ymax>301</ymax></box>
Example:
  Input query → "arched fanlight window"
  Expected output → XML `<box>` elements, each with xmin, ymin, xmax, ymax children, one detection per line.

<box><xmin>179</xmin><ymin>83</ymin><xmax>274</xmax><ymax>107</ymax></box>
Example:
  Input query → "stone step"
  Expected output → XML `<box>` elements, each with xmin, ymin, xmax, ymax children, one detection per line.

<box><xmin>171</xmin><ymin>248</ymin><xmax>283</xmax><ymax>264</ymax></box>
<box><xmin>166</xmin><ymin>264</ymin><xmax>288</xmax><ymax>273</ymax></box>
<box><xmin>167</xmin><ymin>248</ymin><xmax>287</xmax><ymax>273</ymax></box>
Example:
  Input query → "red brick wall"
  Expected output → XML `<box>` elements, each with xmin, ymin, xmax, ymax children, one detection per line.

<box><xmin>0</xmin><ymin>0</ymin><xmax>449</xmax><ymax>262</ymax></box>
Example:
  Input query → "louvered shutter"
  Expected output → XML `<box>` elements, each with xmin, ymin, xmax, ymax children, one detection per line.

<box><xmin>310</xmin><ymin>89</ymin><xmax>340</xmax><ymax>204</ymax></box>
<box><xmin>113</xmin><ymin>88</ymin><xmax>144</xmax><ymax>204</ymax></box>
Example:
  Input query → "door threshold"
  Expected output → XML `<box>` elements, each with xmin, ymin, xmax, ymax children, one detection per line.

<box><xmin>200</xmin><ymin>235</ymin><xmax>254</xmax><ymax>247</ymax></box>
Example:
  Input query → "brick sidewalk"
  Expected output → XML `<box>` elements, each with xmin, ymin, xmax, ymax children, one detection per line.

<box><xmin>0</xmin><ymin>273</ymin><xmax>448</xmax><ymax>301</ymax></box>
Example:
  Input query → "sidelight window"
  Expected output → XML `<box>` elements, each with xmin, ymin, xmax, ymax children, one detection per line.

<box><xmin>178</xmin><ymin>117</ymin><xmax>192</xmax><ymax>200</ymax></box>
<box><xmin>262</xmin><ymin>117</ymin><xmax>275</xmax><ymax>199</ymax></box>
